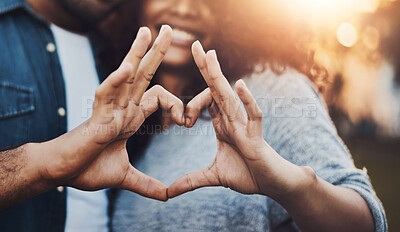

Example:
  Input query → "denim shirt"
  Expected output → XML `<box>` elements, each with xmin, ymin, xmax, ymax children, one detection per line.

<box><xmin>0</xmin><ymin>0</ymin><xmax>110</xmax><ymax>231</ymax></box>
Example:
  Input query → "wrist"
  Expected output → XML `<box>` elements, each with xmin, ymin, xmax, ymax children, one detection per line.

<box><xmin>32</xmin><ymin>122</ymin><xmax>108</xmax><ymax>186</ymax></box>
<box><xmin>253</xmin><ymin>142</ymin><xmax>315</xmax><ymax>198</ymax></box>
<box><xmin>271</xmin><ymin>163</ymin><xmax>318</xmax><ymax>205</ymax></box>
<box><xmin>25</xmin><ymin>142</ymin><xmax>58</xmax><ymax>190</ymax></box>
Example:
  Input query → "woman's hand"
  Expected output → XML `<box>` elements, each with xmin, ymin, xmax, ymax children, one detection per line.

<box><xmin>37</xmin><ymin>25</ymin><xmax>183</xmax><ymax>201</ymax></box>
<box><xmin>168</xmin><ymin>41</ymin><xmax>312</xmax><ymax>199</ymax></box>
<box><xmin>167</xmin><ymin>42</ymin><xmax>375</xmax><ymax>232</ymax></box>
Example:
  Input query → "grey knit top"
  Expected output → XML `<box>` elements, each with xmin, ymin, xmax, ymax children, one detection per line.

<box><xmin>112</xmin><ymin>70</ymin><xmax>387</xmax><ymax>232</ymax></box>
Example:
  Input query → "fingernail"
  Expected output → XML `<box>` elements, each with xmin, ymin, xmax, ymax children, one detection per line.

<box><xmin>194</xmin><ymin>40</ymin><xmax>202</xmax><ymax>48</ymax></box>
<box><xmin>137</xmin><ymin>27</ymin><xmax>147</xmax><ymax>36</ymax></box>
<box><xmin>241</xmin><ymin>80</ymin><xmax>248</xmax><ymax>89</ymax></box>
<box><xmin>138</xmin><ymin>27</ymin><xmax>145</xmax><ymax>33</ymax></box>
<box><xmin>160</xmin><ymin>24</ymin><xmax>169</xmax><ymax>33</ymax></box>
<box><xmin>192</xmin><ymin>41</ymin><xmax>198</xmax><ymax>49</ymax></box>
<box><xmin>207</xmin><ymin>50</ymin><xmax>218</xmax><ymax>61</ymax></box>
<box><xmin>185</xmin><ymin>118</ymin><xmax>191</xmax><ymax>127</ymax></box>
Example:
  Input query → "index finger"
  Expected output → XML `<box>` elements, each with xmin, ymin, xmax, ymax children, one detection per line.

<box><xmin>120</xmin><ymin>166</ymin><xmax>168</xmax><ymax>201</ymax></box>
<box><xmin>131</xmin><ymin>25</ymin><xmax>173</xmax><ymax>105</ymax></box>
<box><xmin>121</xmin><ymin>27</ymin><xmax>152</xmax><ymax>75</ymax></box>
<box><xmin>115</xmin><ymin>27</ymin><xmax>152</xmax><ymax>107</ymax></box>
<box><xmin>167</xmin><ymin>167</ymin><xmax>220</xmax><ymax>199</ymax></box>
<box><xmin>203</xmin><ymin>50</ymin><xmax>243</xmax><ymax>119</ymax></box>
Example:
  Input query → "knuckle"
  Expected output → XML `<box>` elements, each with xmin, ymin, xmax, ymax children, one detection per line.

<box><xmin>227</xmin><ymin>115</ymin><xmax>237</xmax><ymax>123</ymax></box>
<box><xmin>151</xmin><ymin>85</ymin><xmax>163</xmax><ymax>93</ymax></box>
<box><xmin>255</xmin><ymin>109</ymin><xmax>263</xmax><ymax>118</ymax></box>
<box><xmin>188</xmin><ymin>101</ymin><xmax>201</xmax><ymax>111</ymax></box>
<box><xmin>137</xmin><ymin>69</ymin><xmax>153</xmax><ymax>82</ymax></box>
<box><xmin>185</xmin><ymin>174</ymin><xmax>194</xmax><ymax>190</ymax></box>
<box><xmin>117</xmin><ymin>66</ymin><xmax>132</xmax><ymax>80</ymax></box>
<box><xmin>255</xmin><ymin>113</ymin><xmax>263</xmax><ymax>120</ymax></box>
<box><xmin>253</xmin><ymin>106</ymin><xmax>263</xmax><ymax>118</ymax></box>
<box><xmin>186</xmin><ymin>102</ymin><xmax>194</xmax><ymax>111</ymax></box>
<box><xmin>159</xmin><ymin>47</ymin><xmax>167</xmax><ymax>56</ymax></box>
<box><xmin>173</xmin><ymin>99</ymin><xmax>184</xmax><ymax>108</ymax></box>
<box><xmin>126</xmin><ymin>77</ymin><xmax>135</xmax><ymax>84</ymax></box>
<box><xmin>210</xmin><ymin>74</ymin><xmax>219</xmax><ymax>81</ymax></box>
<box><xmin>152</xmin><ymin>41</ymin><xmax>160</xmax><ymax>50</ymax></box>
<box><xmin>185</xmin><ymin>107</ymin><xmax>197</xmax><ymax>118</ymax></box>
<box><xmin>219</xmin><ymin>94</ymin><xmax>228</xmax><ymax>103</ymax></box>
<box><xmin>160</xmin><ymin>48</ymin><xmax>168</xmax><ymax>56</ymax></box>
<box><xmin>131</xmin><ymin>99</ymin><xmax>141</xmax><ymax>107</ymax></box>
<box><xmin>133</xmin><ymin>50</ymin><xmax>145</xmax><ymax>60</ymax></box>
<box><xmin>95</xmin><ymin>88</ymin><xmax>103</xmax><ymax>98</ymax></box>
<box><xmin>254</xmin><ymin>113</ymin><xmax>263</xmax><ymax>121</ymax></box>
<box><xmin>145</xmin><ymin>72</ymin><xmax>155</xmax><ymax>81</ymax></box>
<box><xmin>152</xmin><ymin>41</ymin><xmax>168</xmax><ymax>56</ymax></box>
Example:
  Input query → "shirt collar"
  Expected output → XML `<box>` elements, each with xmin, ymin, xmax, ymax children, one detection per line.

<box><xmin>0</xmin><ymin>0</ymin><xmax>28</xmax><ymax>15</ymax></box>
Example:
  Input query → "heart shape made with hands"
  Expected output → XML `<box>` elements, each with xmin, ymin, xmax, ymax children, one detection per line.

<box><xmin>126</xmin><ymin>27</ymin><xmax>274</xmax><ymax>201</ymax></box>
<box><xmin>78</xmin><ymin>25</ymin><xmax>283</xmax><ymax>203</ymax></box>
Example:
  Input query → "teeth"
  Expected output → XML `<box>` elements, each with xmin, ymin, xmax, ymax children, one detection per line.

<box><xmin>172</xmin><ymin>28</ymin><xmax>196</xmax><ymax>42</ymax></box>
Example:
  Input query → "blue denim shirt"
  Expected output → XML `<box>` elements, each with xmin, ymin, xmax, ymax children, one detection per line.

<box><xmin>0</xmin><ymin>0</ymin><xmax>111</xmax><ymax>231</ymax></box>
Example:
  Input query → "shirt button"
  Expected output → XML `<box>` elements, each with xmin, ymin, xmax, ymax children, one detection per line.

<box><xmin>57</xmin><ymin>186</ymin><xmax>64</xmax><ymax>193</ymax></box>
<box><xmin>46</xmin><ymin>42</ymin><xmax>56</xmax><ymax>53</ymax></box>
<box><xmin>57</xmin><ymin>107</ymin><xmax>66</xmax><ymax>117</ymax></box>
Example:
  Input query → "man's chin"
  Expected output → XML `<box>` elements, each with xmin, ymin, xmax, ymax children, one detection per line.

<box><xmin>58</xmin><ymin>0</ymin><xmax>121</xmax><ymax>27</ymax></box>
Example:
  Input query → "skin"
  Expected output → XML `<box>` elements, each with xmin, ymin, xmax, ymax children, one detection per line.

<box><xmin>135</xmin><ymin>1</ymin><xmax>376</xmax><ymax>230</ymax></box>
<box><xmin>1</xmin><ymin>0</ymin><xmax>377</xmax><ymax>231</ymax></box>
<box><xmin>140</xmin><ymin>0</ymin><xmax>215</xmax><ymax>126</ymax></box>
<box><xmin>0</xmin><ymin>26</ymin><xmax>188</xmax><ymax>210</ymax></box>
<box><xmin>167</xmin><ymin>41</ymin><xmax>375</xmax><ymax>232</ymax></box>
<box><xmin>0</xmin><ymin>0</ymin><xmax>205</xmax><ymax>211</ymax></box>
<box><xmin>141</xmin><ymin>0</ymin><xmax>214</xmax><ymax>67</ymax></box>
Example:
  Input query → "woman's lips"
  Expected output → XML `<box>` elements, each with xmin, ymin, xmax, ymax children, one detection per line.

<box><xmin>171</xmin><ymin>28</ymin><xmax>197</xmax><ymax>47</ymax></box>
<box><xmin>154</xmin><ymin>24</ymin><xmax>204</xmax><ymax>48</ymax></box>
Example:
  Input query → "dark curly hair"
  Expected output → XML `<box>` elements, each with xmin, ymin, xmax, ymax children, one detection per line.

<box><xmin>97</xmin><ymin>0</ymin><xmax>327</xmax><ymax>89</ymax></box>
<box><xmin>208</xmin><ymin>1</ymin><xmax>327</xmax><ymax>90</ymax></box>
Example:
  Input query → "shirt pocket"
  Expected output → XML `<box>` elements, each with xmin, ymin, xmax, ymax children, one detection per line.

<box><xmin>0</xmin><ymin>81</ymin><xmax>35</xmax><ymax>119</ymax></box>
<box><xmin>0</xmin><ymin>81</ymin><xmax>35</xmax><ymax>148</ymax></box>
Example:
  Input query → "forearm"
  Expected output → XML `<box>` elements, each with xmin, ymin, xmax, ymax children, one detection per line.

<box><xmin>0</xmin><ymin>143</ymin><xmax>55</xmax><ymax>211</ymax></box>
<box><xmin>273</xmin><ymin>165</ymin><xmax>375</xmax><ymax>232</ymax></box>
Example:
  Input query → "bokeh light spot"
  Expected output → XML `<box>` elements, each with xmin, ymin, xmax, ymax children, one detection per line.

<box><xmin>337</xmin><ymin>23</ymin><xmax>359</xmax><ymax>47</ymax></box>
<box><xmin>362</xmin><ymin>26</ymin><xmax>380</xmax><ymax>51</ymax></box>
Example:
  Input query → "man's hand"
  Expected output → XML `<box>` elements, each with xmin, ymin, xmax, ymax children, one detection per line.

<box><xmin>35</xmin><ymin>25</ymin><xmax>180</xmax><ymax>201</ymax></box>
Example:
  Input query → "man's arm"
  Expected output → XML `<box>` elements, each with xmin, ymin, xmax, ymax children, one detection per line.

<box><xmin>0</xmin><ymin>25</ymin><xmax>178</xmax><ymax>211</ymax></box>
<box><xmin>0</xmin><ymin>144</ymin><xmax>52</xmax><ymax>211</ymax></box>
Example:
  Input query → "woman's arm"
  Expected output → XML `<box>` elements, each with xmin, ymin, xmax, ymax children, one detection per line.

<box><xmin>276</xmin><ymin>168</ymin><xmax>374</xmax><ymax>232</ymax></box>
<box><xmin>168</xmin><ymin>41</ymin><xmax>380</xmax><ymax>232</ymax></box>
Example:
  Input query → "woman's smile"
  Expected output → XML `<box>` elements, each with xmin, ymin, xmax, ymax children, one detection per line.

<box><xmin>153</xmin><ymin>23</ymin><xmax>205</xmax><ymax>48</ymax></box>
<box><xmin>141</xmin><ymin>0</ymin><xmax>214</xmax><ymax>67</ymax></box>
<box><xmin>171</xmin><ymin>28</ymin><xmax>198</xmax><ymax>47</ymax></box>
